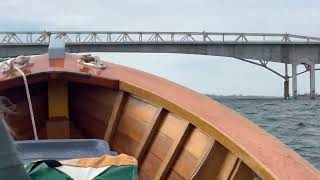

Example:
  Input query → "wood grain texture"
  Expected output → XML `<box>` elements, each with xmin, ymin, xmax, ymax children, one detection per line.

<box><xmin>192</xmin><ymin>142</ymin><xmax>238</xmax><ymax>180</ymax></box>
<box><xmin>48</xmin><ymin>80</ymin><xmax>68</xmax><ymax>119</ymax></box>
<box><xmin>139</xmin><ymin>152</ymin><xmax>163</xmax><ymax>180</ymax></box>
<box><xmin>167</xmin><ymin>130</ymin><xmax>215</xmax><ymax>180</ymax></box>
<box><xmin>75</xmin><ymin>111</ymin><xmax>107</xmax><ymax>138</ymax></box>
<box><xmin>229</xmin><ymin>161</ymin><xmax>255</xmax><ymax>180</ymax></box>
<box><xmin>136</xmin><ymin>108</ymin><xmax>167</xmax><ymax>163</ymax></box>
<box><xmin>139</xmin><ymin>113</ymin><xmax>193</xmax><ymax>179</ymax></box>
<box><xmin>69</xmin><ymin>82</ymin><xmax>118</xmax><ymax>125</ymax></box>
<box><xmin>1</xmin><ymin>82</ymin><xmax>48</xmax><ymax>140</ymax></box>
<box><xmin>228</xmin><ymin>158</ymin><xmax>242</xmax><ymax>180</ymax></box>
<box><xmin>167</xmin><ymin>145</ymin><xmax>199</xmax><ymax>179</ymax></box>
<box><xmin>104</xmin><ymin>91</ymin><xmax>126</xmax><ymax>141</ymax></box>
<box><xmin>69</xmin><ymin>83</ymin><xmax>117</xmax><ymax>120</ymax></box>
<box><xmin>154</xmin><ymin>123</ymin><xmax>192</xmax><ymax>180</ymax></box>
<box><xmin>139</xmin><ymin>126</ymin><xmax>174</xmax><ymax>179</ymax></box>
<box><xmin>69</xmin><ymin>82</ymin><xmax>118</xmax><ymax>139</ymax></box>
<box><xmin>112</xmin><ymin>130</ymin><xmax>140</xmax><ymax>156</ymax></box>
<box><xmin>46</xmin><ymin>117</ymin><xmax>70</xmax><ymax>139</ymax></box>
<box><xmin>47</xmin><ymin>80</ymin><xmax>69</xmax><ymax>138</ymax></box>
<box><xmin>0</xmin><ymin>73</ymin><xmax>49</xmax><ymax>91</ymax></box>
<box><xmin>111</xmin><ymin>95</ymin><xmax>160</xmax><ymax>156</ymax></box>
<box><xmin>117</xmin><ymin>80</ymin><xmax>319</xmax><ymax>179</ymax></box>
<box><xmin>120</xmin><ymin>95</ymin><xmax>159</xmax><ymax>124</ymax></box>
<box><xmin>116</xmin><ymin>109</ymin><xmax>149</xmax><ymax>143</ymax></box>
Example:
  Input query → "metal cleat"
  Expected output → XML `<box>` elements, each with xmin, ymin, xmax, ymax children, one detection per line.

<box><xmin>1</xmin><ymin>56</ymin><xmax>32</xmax><ymax>73</ymax></box>
<box><xmin>77</xmin><ymin>54</ymin><xmax>106</xmax><ymax>70</ymax></box>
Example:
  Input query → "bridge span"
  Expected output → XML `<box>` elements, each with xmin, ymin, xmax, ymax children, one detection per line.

<box><xmin>1</xmin><ymin>31</ymin><xmax>320</xmax><ymax>99</ymax></box>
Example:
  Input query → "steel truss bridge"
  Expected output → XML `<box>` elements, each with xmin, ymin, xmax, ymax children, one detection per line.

<box><xmin>1</xmin><ymin>31</ymin><xmax>320</xmax><ymax>44</ymax></box>
<box><xmin>1</xmin><ymin>31</ymin><xmax>320</xmax><ymax>99</ymax></box>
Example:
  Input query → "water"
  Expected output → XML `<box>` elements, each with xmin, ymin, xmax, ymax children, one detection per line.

<box><xmin>215</xmin><ymin>98</ymin><xmax>320</xmax><ymax>169</ymax></box>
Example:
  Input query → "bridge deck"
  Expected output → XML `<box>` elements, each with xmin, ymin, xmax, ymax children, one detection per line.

<box><xmin>1</xmin><ymin>31</ymin><xmax>320</xmax><ymax>44</ymax></box>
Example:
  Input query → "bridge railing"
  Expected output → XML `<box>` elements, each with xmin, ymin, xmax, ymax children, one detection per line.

<box><xmin>1</xmin><ymin>31</ymin><xmax>320</xmax><ymax>44</ymax></box>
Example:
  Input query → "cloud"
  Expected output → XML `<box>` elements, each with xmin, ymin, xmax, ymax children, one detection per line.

<box><xmin>0</xmin><ymin>0</ymin><xmax>319</xmax><ymax>95</ymax></box>
<box><xmin>1</xmin><ymin>0</ymin><xmax>320</xmax><ymax>34</ymax></box>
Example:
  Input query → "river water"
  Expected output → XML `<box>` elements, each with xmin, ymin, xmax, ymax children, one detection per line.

<box><xmin>214</xmin><ymin>98</ymin><xmax>320</xmax><ymax>169</ymax></box>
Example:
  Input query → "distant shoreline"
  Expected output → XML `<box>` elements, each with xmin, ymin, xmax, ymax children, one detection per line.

<box><xmin>206</xmin><ymin>94</ymin><xmax>320</xmax><ymax>100</ymax></box>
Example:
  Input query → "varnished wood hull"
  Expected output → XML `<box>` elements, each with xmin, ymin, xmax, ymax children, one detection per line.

<box><xmin>0</xmin><ymin>53</ymin><xmax>319</xmax><ymax>180</ymax></box>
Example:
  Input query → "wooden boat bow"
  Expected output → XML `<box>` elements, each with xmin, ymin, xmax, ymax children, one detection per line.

<box><xmin>0</xmin><ymin>53</ymin><xmax>319</xmax><ymax>180</ymax></box>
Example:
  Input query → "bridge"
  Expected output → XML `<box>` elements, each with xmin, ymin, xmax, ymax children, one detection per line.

<box><xmin>1</xmin><ymin>31</ymin><xmax>320</xmax><ymax>99</ymax></box>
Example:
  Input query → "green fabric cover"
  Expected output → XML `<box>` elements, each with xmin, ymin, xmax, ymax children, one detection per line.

<box><xmin>94</xmin><ymin>165</ymin><xmax>138</xmax><ymax>180</ymax></box>
<box><xmin>25</xmin><ymin>162</ymin><xmax>138</xmax><ymax>180</ymax></box>
<box><xmin>25</xmin><ymin>163</ymin><xmax>72</xmax><ymax>180</ymax></box>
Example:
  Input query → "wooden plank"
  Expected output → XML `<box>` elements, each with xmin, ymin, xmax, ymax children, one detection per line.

<box><xmin>104</xmin><ymin>91</ymin><xmax>126</xmax><ymax>141</ymax></box>
<box><xmin>139</xmin><ymin>152</ymin><xmax>163</xmax><ymax>180</ymax></box>
<box><xmin>228</xmin><ymin>161</ymin><xmax>255</xmax><ymax>180</ymax></box>
<box><xmin>121</xmin><ymin>95</ymin><xmax>159</xmax><ymax>124</ymax></box>
<box><xmin>117</xmin><ymin>114</ymin><xmax>149</xmax><ymax>143</ymax></box>
<box><xmin>141</xmin><ymin>130</ymin><xmax>174</xmax><ymax>169</ymax></box>
<box><xmin>46</xmin><ymin>117</ymin><xmax>70</xmax><ymax>139</ymax></box>
<box><xmin>166</xmin><ymin>131</ymin><xmax>214</xmax><ymax>180</ymax></box>
<box><xmin>48</xmin><ymin>80</ymin><xmax>68</xmax><ymax>119</ymax></box>
<box><xmin>217</xmin><ymin>152</ymin><xmax>239</xmax><ymax>180</ymax></box>
<box><xmin>228</xmin><ymin>158</ymin><xmax>242</xmax><ymax>180</ymax></box>
<box><xmin>154</xmin><ymin>123</ymin><xmax>192</xmax><ymax>180</ymax></box>
<box><xmin>191</xmin><ymin>142</ymin><xmax>238</xmax><ymax>180</ymax></box>
<box><xmin>197</xmin><ymin>138</ymin><xmax>215</xmax><ymax>166</ymax></box>
<box><xmin>47</xmin><ymin>80</ymin><xmax>69</xmax><ymax>139</ymax></box>
<box><xmin>191</xmin><ymin>138</ymin><xmax>215</xmax><ymax>179</ymax></box>
<box><xmin>167</xmin><ymin>145</ymin><xmax>200</xmax><ymax>179</ymax></box>
<box><xmin>112</xmin><ymin>130</ymin><xmax>140</xmax><ymax>156</ymax></box>
<box><xmin>0</xmin><ymin>74</ymin><xmax>49</xmax><ymax>91</ymax></box>
<box><xmin>185</xmin><ymin>129</ymin><xmax>214</xmax><ymax>159</ymax></box>
<box><xmin>119</xmin><ymin>82</ymin><xmax>280</xmax><ymax>179</ymax></box>
<box><xmin>136</xmin><ymin>108</ymin><xmax>167</xmax><ymax>162</ymax></box>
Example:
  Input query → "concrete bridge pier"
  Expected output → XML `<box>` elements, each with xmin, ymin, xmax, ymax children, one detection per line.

<box><xmin>284</xmin><ymin>63</ymin><xmax>290</xmax><ymax>99</ymax></box>
<box><xmin>284</xmin><ymin>79</ymin><xmax>290</xmax><ymax>99</ymax></box>
<box><xmin>292</xmin><ymin>64</ymin><xmax>298</xmax><ymax>99</ymax></box>
<box><xmin>310</xmin><ymin>63</ymin><xmax>316</xmax><ymax>99</ymax></box>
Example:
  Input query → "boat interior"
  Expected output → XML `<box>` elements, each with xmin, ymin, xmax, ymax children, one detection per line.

<box><xmin>0</xmin><ymin>53</ymin><xmax>319</xmax><ymax>180</ymax></box>
<box><xmin>0</xmin><ymin>74</ymin><xmax>256</xmax><ymax>179</ymax></box>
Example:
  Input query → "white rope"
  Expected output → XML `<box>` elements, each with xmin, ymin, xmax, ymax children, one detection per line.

<box><xmin>14</xmin><ymin>65</ymin><xmax>38</xmax><ymax>140</ymax></box>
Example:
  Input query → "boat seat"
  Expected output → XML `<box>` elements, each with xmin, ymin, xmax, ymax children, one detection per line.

<box><xmin>15</xmin><ymin>139</ymin><xmax>118</xmax><ymax>164</ymax></box>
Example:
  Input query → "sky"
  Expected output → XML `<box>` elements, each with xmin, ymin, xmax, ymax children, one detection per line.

<box><xmin>0</xmin><ymin>0</ymin><xmax>320</xmax><ymax>96</ymax></box>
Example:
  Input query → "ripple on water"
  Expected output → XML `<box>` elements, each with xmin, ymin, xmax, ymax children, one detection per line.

<box><xmin>219</xmin><ymin>99</ymin><xmax>320</xmax><ymax>169</ymax></box>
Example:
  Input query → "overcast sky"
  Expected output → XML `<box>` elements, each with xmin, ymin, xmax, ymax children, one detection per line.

<box><xmin>1</xmin><ymin>0</ymin><xmax>320</xmax><ymax>96</ymax></box>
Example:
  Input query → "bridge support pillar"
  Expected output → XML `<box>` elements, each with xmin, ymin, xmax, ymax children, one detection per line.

<box><xmin>284</xmin><ymin>79</ymin><xmax>290</xmax><ymax>99</ymax></box>
<box><xmin>292</xmin><ymin>64</ymin><xmax>298</xmax><ymax>99</ymax></box>
<box><xmin>284</xmin><ymin>63</ymin><xmax>290</xmax><ymax>99</ymax></box>
<box><xmin>310</xmin><ymin>63</ymin><xmax>316</xmax><ymax>99</ymax></box>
